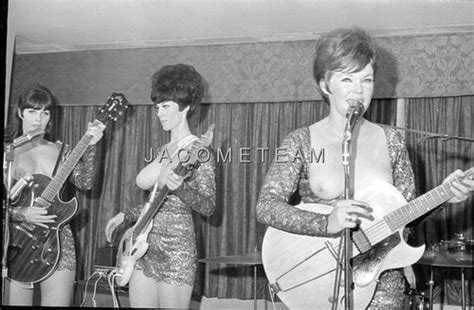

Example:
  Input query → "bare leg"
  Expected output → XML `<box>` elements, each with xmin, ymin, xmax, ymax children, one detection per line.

<box><xmin>40</xmin><ymin>268</ymin><xmax>75</xmax><ymax>306</ymax></box>
<box><xmin>129</xmin><ymin>268</ymin><xmax>193</xmax><ymax>309</ymax></box>
<box><xmin>129</xmin><ymin>269</ymin><xmax>160</xmax><ymax>308</ymax></box>
<box><xmin>8</xmin><ymin>279</ymin><xmax>34</xmax><ymax>306</ymax></box>
<box><xmin>157</xmin><ymin>281</ymin><xmax>192</xmax><ymax>309</ymax></box>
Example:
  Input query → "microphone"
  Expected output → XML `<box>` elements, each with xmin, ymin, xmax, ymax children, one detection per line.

<box><xmin>345</xmin><ymin>100</ymin><xmax>364</xmax><ymax>132</ymax></box>
<box><xmin>10</xmin><ymin>128</ymin><xmax>45</xmax><ymax>148</ymax></box>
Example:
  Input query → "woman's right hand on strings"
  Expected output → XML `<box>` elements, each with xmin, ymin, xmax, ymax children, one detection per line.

<box><xmin>105</xmin><ymin>212</ymin><xmax>125</xmax><ymax>243</ymax></box>
<box><xmin>24</xmin><ymin>206</ymin><xmax>57</xmax><ymax>229</ymax></box>
<box><xmin>327</xmin><ymin>200</ymin><xmax>373</xmax><ymax>234</ymax></box>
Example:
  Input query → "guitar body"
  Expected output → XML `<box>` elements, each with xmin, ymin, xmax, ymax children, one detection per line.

<box><xmin>8</xmin><ymin>174</ymin><xmax>78</xmax><ymax>283</ymax></box>
<box><xmin>6</xmin><ymin>93</ymin><xmax>128</xmax><ymax>284</ymax></box>
<box><xmin>115</xmin><ymin>220</ymin><xmax>152</xmax><ymax>287</ymax></box>
<box><xmin>262</xmin><ymin>182</ymin><xmax>426</xmax><ymax>309</ymax></box>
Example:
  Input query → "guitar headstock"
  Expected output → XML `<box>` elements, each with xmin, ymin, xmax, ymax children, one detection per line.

<box><xmin>179</xmin><ymin>124</ymin><xmax>215</xmax><ymax>172</ymax></box>
<box><xmin>199</xmin><ymin>123</ymin><xmax>215</xmax><ymax>148</ymax></box>
<box><xmin>97</xmin><ymin>93</ymin><xmax>128</xmax><ymax>124</ymax></box>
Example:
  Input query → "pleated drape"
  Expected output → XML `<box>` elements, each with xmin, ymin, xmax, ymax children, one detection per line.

<box><xmin>52</xmin><ymin>98</ymin><xmax>398</xmax><ymax>300</ymax></box>
<box><xmin>405</xmin><ymin>96</ymin><xmax>473</xmax><ymax>306</ymax></box>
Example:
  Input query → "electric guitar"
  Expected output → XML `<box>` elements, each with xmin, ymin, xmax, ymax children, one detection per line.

<box><xmin>262</xmin><ymin>168</ymin><xmax>473</xmax><ymax>309</ymax></box>
<box><xmin>114</xmin><ymin>124</ymin><xmax>215</xmax><ymax>287</ymax></box>
<box><xmin>8</xmin><ymin>93</ymin><xmax>128</xmax><ymax>283</ymax></box>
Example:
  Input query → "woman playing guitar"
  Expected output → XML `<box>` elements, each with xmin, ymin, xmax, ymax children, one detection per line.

<box><xmin>256</xmin><ymin>27</ymin><xmax>473</xmax><ymax>309</ymax></box>
<box><xmin>4</xmin><ymin>84</ymin><xmax>105</xmax><ymax>306</ymax></box>
<box><xmin>105</xmin><ymin>64</ymin><xmax>216</xmax><ymax>308</ymax></box>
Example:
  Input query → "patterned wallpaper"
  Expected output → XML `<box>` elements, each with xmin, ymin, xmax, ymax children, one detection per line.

<box><xmin>10</xmin><ymin>32</ymin><xmax>473</xmax><ymax>106</ymax></box>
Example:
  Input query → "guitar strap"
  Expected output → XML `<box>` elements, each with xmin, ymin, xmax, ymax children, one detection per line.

<box><xmin>147</xmin><ymin>134</ymin><xmax>199</xmax><ymax>204</ymax></box>
<box><xmin>150</xmin><ymin>135</ymin><xmax>199</xmax><ymax>190</ymax></box>
<box><xmin>52</xmin><ymin>140</ymin><xmax>69</xmax><ymax>177</ymax></box>
<box><xmin>172</xmin><ymin>134</ymin><xmax>199</xmax><ymax>159</ymax></box>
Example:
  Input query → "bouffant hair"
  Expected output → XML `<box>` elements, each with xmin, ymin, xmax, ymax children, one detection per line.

<box><xmin>150</xmin><ymin>64</ymin><xmax>204</xmax><ymax>118</ymax></box>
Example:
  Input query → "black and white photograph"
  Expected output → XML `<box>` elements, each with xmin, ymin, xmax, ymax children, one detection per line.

<box><xmin>2</xmin><ymin>1</ymin><xmax>473</xmax><ymax>309</ymax></box>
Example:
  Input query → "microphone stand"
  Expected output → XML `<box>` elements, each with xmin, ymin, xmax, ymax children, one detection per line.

<box><xmin>341</xmin><ymin>121</ymin><xmax>354</xmax><ymax>310</ymax></box>
<box><xmin>2</xmin><ymin>144</ymin><xmax>14</xmax><ymax>306</ymax></box>
<box><xmin>330</xmin><ymin>120</ymin><xmax>356</xmax><ymax>310</ymax></box>
<box><xmin>332</xmin><ymin>102</ymin><xmax>362</xmax><ymax>310</ymax></box>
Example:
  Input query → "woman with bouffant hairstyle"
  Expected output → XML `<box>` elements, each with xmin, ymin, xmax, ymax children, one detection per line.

<box><xmin>106</xmin><ymin>64</ymin><xmax>216</xmax><ymax>308</ymax></box>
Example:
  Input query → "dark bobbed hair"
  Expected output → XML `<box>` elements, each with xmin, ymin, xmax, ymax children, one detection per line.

<box><xmin>150</xmin><ymin>64</ymin><xmax>204</xmax><ymax>119</ymax></box>
<box><xmin>4</xmin><ymin>84</ymin><xmax>57</xmax><ymax>142</ymax></box>
<box><xmin>313</xmin><ymin>27</ymin><xmax>377</xmax><ymax>104</ymax></box>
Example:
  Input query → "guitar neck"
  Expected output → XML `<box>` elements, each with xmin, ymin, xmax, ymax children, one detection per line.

<box><xmin>41</xmin><ymin>132</ymin><xmax>95</xmax><ymax>202</ymax></box>
<box><xmin>384</xmin><ymin>182</ymin><xmax>453</xmax><ymax>232</ymax></box>
<box><xmin>133</xmin><ymin>161</ymin><xmax>188</xmax><ymax>236</ymax></box>
<box><xmin>130</xmin><ymin>130</ymin><xmax>213</xmax><ymax>239</ymax></box>
<box><xmin>354</xmin><ymin>170</ymin><xmax>473</xmax><ymax>251</ymax></box>
<box><xmin>353</xmin><ymin>182</ymin><xmax>454</xmax><ymax>252</ymax></box>
<box><xmin>134</xmin><ymin>187</ymin><xmax>170</xmax><ymax>235</ymax></box>
<box><xmin>39</xmin><ymin>92</ymin><xmax>128</xmax><ymax>203</ymax></box>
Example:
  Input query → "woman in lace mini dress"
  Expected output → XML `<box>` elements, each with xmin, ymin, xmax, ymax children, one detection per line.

<box><xmin>5</xmin><ymin>84</ymin><xmax>105</xmax><ymax>306</ymax></box>
<box><xmin>106</xmin><ymin>64</ymin><xmax>216</xmax><ymax>308</ymax></box>
<box><xmin>256</xmin><ymin>27</ymin><xmax>473</xmax><ymax>309</ymax></box>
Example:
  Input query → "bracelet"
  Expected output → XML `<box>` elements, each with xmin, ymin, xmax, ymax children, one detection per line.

<box><xmin>9</xmin><ymin>207</ymin><xmax>26</xmax><ymax>222</ymax></box>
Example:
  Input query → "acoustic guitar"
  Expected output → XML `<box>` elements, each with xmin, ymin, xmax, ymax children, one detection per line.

<box><xmin>262</xmin><ymin>168</ymin><xmax>473</xmax><ymax>309</ymax></box>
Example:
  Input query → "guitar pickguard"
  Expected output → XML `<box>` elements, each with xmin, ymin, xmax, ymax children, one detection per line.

<box><xmin>353</xmin><ymin>233</ymin><xmax>401</xmax><ymax>287</ymax></box>
<box><xmin>8</xmin><ymin>174</ymin><xmax>77</xmax><ymax>283</ymax></box>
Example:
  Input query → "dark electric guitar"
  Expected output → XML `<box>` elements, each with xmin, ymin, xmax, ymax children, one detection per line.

<box><xmin>8</xmin><ymin>93</ymin><xmax>128</xmax><ymax>283</ymax></box>
<box><xmin>262</xmin><ymin>168</ymin><xmax>473</xmax><ymax>309</ymax></box>
<box><xmin>114</xmin><ymin>124</ymin><xmax>214</xmax><ymax>286</ymax></box>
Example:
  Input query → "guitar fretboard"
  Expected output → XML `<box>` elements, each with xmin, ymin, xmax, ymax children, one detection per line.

<box><xmin>384</xmin><ymin>182</ymin><xmax>453</xmax><ymax>232</ymax></box>
<box><xmin>41</xmin><ymin>126</ymin><xmax>96</xmax><ymax>202</ymax></box>
<box><xmin>132</xmin><ymin>144</ymin><xmax>197</xmax><ymax>238</ymax></box>
<box><xmin>130</xmin><ymin>125</ymin><xmax>214</xmax><ymax>241</ymax></box>
<box><xmin>353</xmin><ymin>171</ymin><xmax>472</xmax><ymax>252</ymax></box>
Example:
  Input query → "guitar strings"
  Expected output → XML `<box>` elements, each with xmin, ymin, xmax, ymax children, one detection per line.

<box><xmin>360</xmin><ymin>181</ymin><xmax>456</xmax><ymax>248</ymax></box>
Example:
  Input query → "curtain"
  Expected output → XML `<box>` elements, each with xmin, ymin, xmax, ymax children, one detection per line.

<box><xmin>405</xmin><ymin>96</ymin><xmax>473</xmax><ymax>306</ymax></box>
<box><xmin>50</xmin><ymin>98</ymin><xmax>396</xmax><ymax>301</ymax></box>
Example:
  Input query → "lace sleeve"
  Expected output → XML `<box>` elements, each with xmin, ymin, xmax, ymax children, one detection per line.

<box><xmin>387</xmin><ymin>129</ymin><xmax>416</xmax><ymax>202</ymax></box>
<box><xmin>172</xmin><ymin>148</ymin><xmax>216</xmax><ymax>217</ymax></box>
<box><xmin>124</xmin><ymin>203</ymin><xmax>142</xmax><ymax>224</ymax></box>
<box><xmin>9</xmin><ymin>206</ymin><xmax>27</xmax><ymax>222</ymax></box>
<box><xmin>69</xmin><ymin>145</ymin><xmax>98</xmax><ymax>190</ymax></box>
<box><xmin>256</xmin><ymin>129</ymin><xmax>331</xmax><ymax>236</ymax></box>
